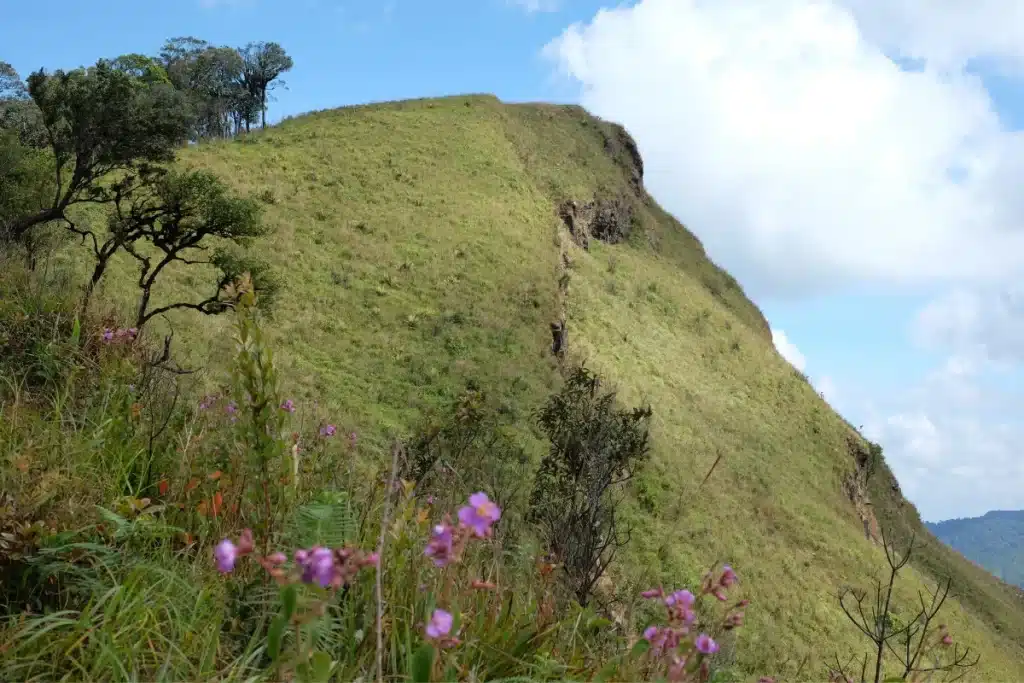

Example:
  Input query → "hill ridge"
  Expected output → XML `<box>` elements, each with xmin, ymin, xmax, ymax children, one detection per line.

<box><xmin>89</xmin><ymin>92</ymin><xmax>1024</xmax><ymax>678</ymax></box>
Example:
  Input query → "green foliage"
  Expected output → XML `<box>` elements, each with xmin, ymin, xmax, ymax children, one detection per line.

<box><xmin>405</xmin><ymin>386</ymin><xmax>534</xmax><ymax>527</ymax></box>
<box><xmin>6</xmin><ymin>57</ymin><xmax>192</xmax><ymax>242</ymax></box>
<box><xmin>528</xmin><ymin>364</ymin><xmax>652</xmax><ymax>605</ymax></box>
<box><xmin>0</xmin><ymin>61</ymin><xmax>46</xmax><ymax>148</ymax></box>
<box><xmin>95</xmin><ymin>167</ymin><xmax>275</xmax><ymax>326</ymax></box>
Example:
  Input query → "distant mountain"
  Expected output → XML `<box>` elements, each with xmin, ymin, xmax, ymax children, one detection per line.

<box><xmin>927</xmin><ymin>511</ymin><xmax>1024</xmax><ymax>588</ymax></box>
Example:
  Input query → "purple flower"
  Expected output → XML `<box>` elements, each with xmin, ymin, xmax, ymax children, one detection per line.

<box><xmin>280</xmin><ymin>399</ymin><xmax>296</xmax><ymax>413</ymax></box>
<box><xmin>320</xmin><ymin>424</ymin><xmax>337</xmax><ymax>437</ymax></box>
<box><xmin>641</xmin><ymin>587</ymin><xmax>664</xmax><ymax>599</ymax></box>
<box><xmin>695</xmin><ymin>633</ymin><xmax>719</xmax><ymax>655</ymax></box>
<box><xmin>225</xmin><ymin>401</ymin><xmax>237</xmax><ymax>414</ymax></box>
<box><xmin>300</xmin><ymin>547</ymin><xmax>335</xmax><ymax>587</ymax></box>
<box><xmin>425</xmin><ymin>609</ymin><xmax>453</xmax><ymax>640</ymax></box>
<box><xmin>214</xmin><ymin>539</ymin><xmax>237</xmax><ymax>573</ymax></box>
<box><xmin>665</xmin><ymin>589</ymin><xmax>695</xmax><ymax>608</ymax></box>
<box><xmin>643</xmin><ymin>625</ymin><xmax>660</xmax><ymax>641</ymax></box>
<box><xmin>424</xmin><ymin>523</ymin><xmax>455</xmax><ymax>567</ymax></box>
<box><xmin>102</xmin><ymin>328</ymin><xmax>114</xmax><ymax>341</ymax></box>
<box><xmin>457</xmin><ymin>492</ymin><xmax>501</xmax><ymax>538</ymax></box>
<box><xmin>719</xmin><ymin>564</ymin><xmax>738</xmax><ymax>588</ymax></box>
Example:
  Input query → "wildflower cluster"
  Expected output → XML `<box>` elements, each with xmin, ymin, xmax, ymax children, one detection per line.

<box><xmin>637</xmin><ymin>564</ymin><xmax>747</xmax><ymax>682</ymax></box>
<box><xmin>100</xmin><ymin>327</ymin><xmax>138</xmax><ymax>343</ymax></box>
<box><xmin>423</xmin><ymin>492</ymin><xmax>501</xmax><ymax>569</ymax></box>
<box><xmin>421</xmin><ymin>492</ymin><xmax>501</xmax><ymax>645</ymax></box>
<box><xmin>214</xmin><ymin>528</ymin><xmax>378</xmax><ymax>590</ymax></box>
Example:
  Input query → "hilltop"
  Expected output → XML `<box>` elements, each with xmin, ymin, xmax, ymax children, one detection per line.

<box><xmin>75</xmin><ymin>93</ymin><xmax>1024</xmax><ymax>678</ymax></box>
<box><xmin>928</xmin><ymin>510</ymin><xmax>1024</xmax><ymax>588</ymax></box>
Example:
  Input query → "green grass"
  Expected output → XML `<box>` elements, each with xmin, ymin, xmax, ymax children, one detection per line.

<box><xmin>8</xmin><ymin>93</ymin><xmax>1024</xmax><ymax>679</ymax></box>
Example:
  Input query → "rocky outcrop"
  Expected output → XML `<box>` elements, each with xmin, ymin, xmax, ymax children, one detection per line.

<box><xmin>558</xmin><ymin>196</ymin><xmax>636</xmax><ymax>250</ymax></box>
<box><xmin>600</xmin><ymin>122</ymin><xmax>645</xmax><ymax>197</ymax></box>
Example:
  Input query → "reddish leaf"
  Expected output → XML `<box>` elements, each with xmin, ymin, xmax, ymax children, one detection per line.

<box><xmin>208</xmin><ymin>470</ymin><xmax>222</xmax><ymax>481</ymax></box>
<box><xmin>212</xmin><ymin>491</ymin><xmax>223</xmax><ymax>518</ymax></box>
<box><xmin>158</xmin><ymin>479</ymin><xmax>169</xmax><ymax>496</ymax></box>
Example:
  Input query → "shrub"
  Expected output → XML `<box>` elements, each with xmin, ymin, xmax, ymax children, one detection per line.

<box><xmin>527</xmin><ymin>365</ymin><xmax>652</xmax><ymax>605</ymax></box>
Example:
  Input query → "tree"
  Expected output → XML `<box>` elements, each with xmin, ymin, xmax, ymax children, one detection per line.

<box><xmin>0</xmin><ymin>129</ymin><xmax>55</xmax><ymax>264</ymax></box>
<box><xmin>238</xmin><ymin>42</ymin><xmax>293</xmax><ymax>129</ymax></box>
<box><xmin>3</xmin><ymin>59</ymin><xmax>192</xmax><ymax>243</ymax></box>
<box><xmin>527</xmin><ymin>366</ymin><xmax>652</xmax><ymax>605</ymax></box>
<box><xmin>159</xmin><ymin>38</ymin><xmax>256</xmax><ymax>139</ymax></box>
<box><xmin>830</xmin><ymin>529</ymin><xmax>981</xmax><ymax>683</ymax></box>
<box><xmin>0</xmin><ymin>62</ymin><xmax>45</xmax><ymax>148</ymax></box>
<box><xmin>70</xmin><ymin>167</ymin><xmax>277</xmax><ymax>328</ymax></box>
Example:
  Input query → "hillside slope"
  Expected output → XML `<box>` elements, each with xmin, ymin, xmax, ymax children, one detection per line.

<box><xmin>95</xmin><ymin>94</ymin><xmax>1024</xmax><ymax>678</ymax></box>
<box><xmin>928</xmin><ymin>511</ymin><xmax>1024</xmax><ymax>588</ymax></box>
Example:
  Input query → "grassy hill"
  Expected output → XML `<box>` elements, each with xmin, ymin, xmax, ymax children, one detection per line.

<box><xmin>16</xmin><ymin>93</ymin><xmax>1024</xmax><ymax>679</ymax></box>
<box><xmin>928</xmin><ymin>511</ymin><xmax>1024</xmax><ymax>588</ymax></box>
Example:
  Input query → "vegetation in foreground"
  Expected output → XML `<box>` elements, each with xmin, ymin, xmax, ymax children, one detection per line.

<box><xmin>1</xmin><ymin>41</ymin><xmax>1023</xmax><ymax>681</ymax></box>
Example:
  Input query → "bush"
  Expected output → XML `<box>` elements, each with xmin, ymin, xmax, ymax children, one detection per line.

<box><xmin>527</xmin><ymin>365</ymin><xmax>652</xmax><ymax>606</ymax></box>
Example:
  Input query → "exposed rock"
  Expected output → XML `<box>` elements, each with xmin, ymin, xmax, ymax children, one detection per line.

<box><xmin>600</xmin><ymin>122</ymin><xmax>645</xmax><ymax>196</ymax></box>
<box><xmin>550</xmin><ymin>319</ymin><xmax>567</xmax><ymax>358</ymax></box>
<box><xmin>558</xmin><ymin>196</ymin><xmax>635</xmax><ymax>249</ymax></box>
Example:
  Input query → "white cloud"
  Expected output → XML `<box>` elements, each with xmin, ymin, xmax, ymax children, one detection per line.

<box><xmin>913</xmin><ymin>288</ymin><xmax>1024</xmax><ymax>363</ymax></box>
<box><xmin>770</xmin><ymin>327</ymin><xmax>806</xmax><ymax>372</ymax></box>
<box><xmin>860</xmin><ymin>357</ymin><xmax>1024</xmax><ymax>521</ymax></box>
<box><xmin>543</xmin><ymin>0</ymin><xmax>1024</xmax><ymax>297</ymax></box>
<box><xmin>508</xmin><ymin>0</ymin><xmax>559</xmax><ymax>13</ymax></box>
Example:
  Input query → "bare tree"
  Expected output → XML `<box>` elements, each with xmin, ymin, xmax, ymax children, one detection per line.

<box><xmin>831</xmin><ymin>528</ymin><xmax>981</xmax><ymax>683</ymax></box>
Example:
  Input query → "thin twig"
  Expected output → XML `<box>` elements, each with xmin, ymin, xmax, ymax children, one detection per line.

<box><xmin>376</xmin><ymin>441</ymin><xmax>403</xmax><ymax>683</ymax></box>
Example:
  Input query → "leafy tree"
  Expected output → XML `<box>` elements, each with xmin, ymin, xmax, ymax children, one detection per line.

<box><xmin>527</xmin><ymin>365</ymin><xmax>652</xmax><ymax>605</ymax></box>
<box><xmin>110</xmin><ymin>54</ymin><xmax>172</xmax><ymax>85</ymax></box>
<box><xmin>3</xmin><ymin>59</ymin><xmax>192</xmax><ymax>244</ymax></box>
<box><xmin>71</xmin><ymin>167</ymin><xmax>277</xmax><ymax>328</ymax></box>
<box><xmin>159</xmin><ymin>38</ymin><xmax>256</xmax><ymax>139</ymax></box>
<box><xmin>0</xmin><ymin>61</ymin><xmax>45</xmax><ymax>148</ymax></box>
<box><xmin>0</xmin><ymin>129</ymin><xmax>56</xmax><ymax>265</ymax></box>
<box><xmin>238</xmin><ymin>42</ymin><xmax>293</xmax><ymax>129</ymax></box>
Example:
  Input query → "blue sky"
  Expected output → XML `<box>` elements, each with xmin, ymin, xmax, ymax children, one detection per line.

<box><xmin>4</xmin><ymin>0</ymin><xmax>1024</xmax><ymax>522</ymax></box>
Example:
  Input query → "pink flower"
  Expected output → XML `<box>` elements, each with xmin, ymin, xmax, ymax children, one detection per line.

<box><xmin>127</xmin><ymin>327</ymin><xmax>138</xmax><ymax>338</ymax></box>
<box><xmin>424</xmin><ymin>523</ymin><xmax>455</xmax><ymax>567</ymax></box>
<box><xmin>719</xmin><ymin>564</ymin><xmax>738</xmax><ymax>588</ymax></box>
<box><xmin>214</xmin><ymin>539</ymin><xmax>237</xmax><ymax>573</ymax></box>
<box><xmin>267</xmin><ymin>552</ymin><xmax>287</xmax><ymax>564</ymax></box>
<box><xmin>363</xmin><ymin>552</ymin><xmax>380</xmax><ymax>567</ymax></box>
<box><xmin>665</xmin><ymin>589</ymin><xmax>695</xmax><ymax>608</ymax></box>
<box><xmin>425</xmin><ymin>608</ymin><xmax>453</xmax><ymax>640</ymax></box>
<box><xmin>280</xmin><ymin>399</ymin><xmax>296</xmax><ymax>413</ymax></box>
<box><xmin>320</xmin><ymin>424</ymin><xmax>337</xmax><ymax>437</ymax></box>
<box><xmin>641</xmin><ymin>587</ymin><xmax>664</xmax><ymax>599</ymax></box>
<box><xmin>457</xmin><ymin>492</ymin><xmax>501</xmax><ymax>538</ymax></box>
<box><xmin>695</xmin><ymin>633</ymin><xmax>718</xmax><ymax>655</ymax></box>
<box><xmin>941</xmin><ymin>633</ymin><xmax>953</xmax><ymax>646</ymax></box>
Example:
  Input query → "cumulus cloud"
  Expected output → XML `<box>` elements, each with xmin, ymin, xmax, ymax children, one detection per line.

<box><xmin>770</xmin><ymin>327</ymin><xmax>806</xmax><ymax>371</ymax></box>
<box><xmin>861</xmin><ymin>356</ymin><xmax>1024</xmax><ymax>521</ymax></box>
<box><xmin>543</xmin><ymin>0</ymin><xmax>1024</xmax><ymax>297</ymax></box>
